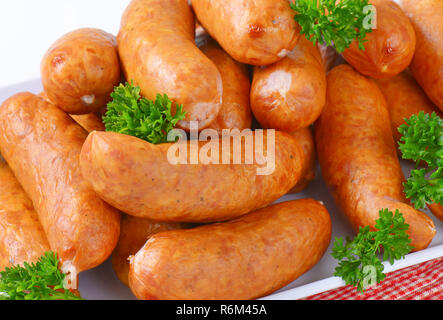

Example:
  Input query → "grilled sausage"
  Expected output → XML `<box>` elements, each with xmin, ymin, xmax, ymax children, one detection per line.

<box><xmin>129</xmin><ymin>199</ymin><xmax>331</xmax><ymax>300</ymax></box>
<box><xmin>374</xmin><ymin>70</ymin><xmax>441</xmax><ymax>142</ymax></box>
<box><xmin>118</xmin><ymin>0</ymin><xmax>222</xmax><ymax>130</ymax></box>
<box><xmin>197</xmin><ymin>34</ymin><xmax>252</xmax><ymax>132</ymax></box>
<box><xmin>315</xmin><ymin>65</ymin><xmax>436</xmax><ymax>251</ymax></box>
<box><xmin>0</xmin><ymin>159</ymin><xmax>50</xmax><ymax>271</ymax></box>
<box><xmin>41</xmin><ymin>28</ymin><xmax>121</xmax><ymax>115</ymax></box>
<box><xmin>398</xmin><ymin>0</ymin><xmax>443</xmax><ymax>110</ymax></box>
<box><xmin>80</xmin><ymin>130</ymin><xmax>305</xmax><ymax>223</ymax></box>
<box><xmin>342</xmin><ymin>0</ymin><xmax>416</xmax><ymax>79</ymax></box>
<box><xmin>289</xmin><ymin>127</ymin><xmax>316</xmax><ymax>193</ymax></box>
<box><xmin>38</xmin><ymin>91</ymin><xmax>105</xmax><ymax>132</ymax></box>
<box><xmin>112</xmin><ymin>215</ymin><xmax>185</xmax><ymax>287</ymax></box>
<box><xmin>250</xmin><ymin>36</ymin><xmax>326</xmax><ymax>131</ymax></box>
<box><xmin>191</xmin><ymin>0</ymin><xmax>300</xmax><ymax>66</ymax></box>
<box><xmin>0</xmin><ymin>93</ymin><xmax>120</xmax><ymax>287</ymax></box>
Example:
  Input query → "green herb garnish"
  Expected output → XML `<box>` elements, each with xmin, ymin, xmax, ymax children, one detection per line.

<box><xmin>103</xmin><ymin>82</ymin><xmax>186</xmax><ymax>144</ymax></box>
<box><xmin>332</xmin><ymin>209</ymin><xmax>412</xmax><ymax>292</ymax></box>
<box><xmin>398</xmin><ymin>111</ymin><xmax>442</xmax><ymax>209</ymax></box>
<box><xmin>291</xmin><ymin>0</ymin><xmax>374</xmax><ymax>53</ymax></box>
<box><xmin>0</xmin><ymin>252</ymin><xmax>83</xmax><ymax>300</ymax></box>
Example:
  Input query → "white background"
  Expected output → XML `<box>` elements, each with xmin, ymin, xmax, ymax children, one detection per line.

<box><xmin>0</xmin><ymin>0</ymin><xmax>131</xmax><ymax>87</ymax></box>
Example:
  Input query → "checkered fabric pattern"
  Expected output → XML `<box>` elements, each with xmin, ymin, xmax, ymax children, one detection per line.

<box><xmin>304</xmin><ymin>257</ymin><xmax>443</xmax><ymax>300</ymax></box>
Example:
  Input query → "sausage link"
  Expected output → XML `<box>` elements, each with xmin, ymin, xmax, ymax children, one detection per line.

<box><xmin>41</xmin><ymin>28</ymin><xmax>121</xmax><ymax>115</ymax></box>
<box><xmin>197</xmin><ymin>34</ymin><xmax>252</xmax><ymax>132</ymax></box>
<box><xmin>250</xmin><ymin>36</ymin><xmax>326</xmax><ymax>131</ymax></box>
<box><xmin>191</xmin><ymin>0</ymin><xmax>300</xmax><ymax>66</ymax></box>
<box><xmin>398</xmin><ymin>0</ymin><xmax>443</xmax><ymax>110</ymax></box>
<box><xmin>0</xmin><ymin>93</ymin><xmax>121</xmax><ymax>285</ymax></box>
<box><xmin>315</xmin><ymin>65</ymin><xmax>435</xmax><ymax>251</ymax></box>
<box><xmin>342</xmin><ymin>0</ymin><xmax>416</xmax><ymax>79</ymax></box>
<box><xmin>289</xmin><ymin>127</ymin><xmax>316</xmax><ymax>193</ymax></box>
<box><xmin>80</xmin><ymin>130</ymin><xmax>305</xmax><ymax>223</ymax></box>
<box><xmin>118</xmin><ymin>0</ymin><xmax>222</xmax><ymax>130</ymax></box>
<box><xmin>0</xmin><ymin>160</ymin><xmax>50</xmax><ymax>271</ymax></box>
<box><xmin>112</xmin><ymin>215</ymin><xmax>185</xmax><ymax>287</ymax></box>
<box><xmin>129</xmin><ymin>199</ymin><xmax>331</xmax><ymax>300</ymax></box>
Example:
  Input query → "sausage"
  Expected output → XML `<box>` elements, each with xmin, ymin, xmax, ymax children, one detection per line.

<box><xmin>196</xmin><ymin>34</ymin><xmax>252</xmax><ymax>132</ymax></box>
<box><xmin>0</xmin><ymin>159</ymin><xmax>50</xmax><ymax>271</ymax></box>
<box><xmin>374</xmin><ymin>70</ymin><xmax>441</xmax><ymax>143</ymax></box>
<box><xmin>41</xmin><ymin>28</ymin><xmax>121</xmax><ymax>115</ymax></box>
<box><xmin>191</xmin><ymin>0</ymin><xmax>300</xmax><ymax>66</ymax></box>
<box><xmin>112</xmin><ymin>215</ymin><xmax>185</xmax><ymax>287</ymax></box>
<box><xmin>289</xmin><ymin>127</ymin><xmax>316</xmax><ymax>193</ymax></box>
<box><xmin>38</xmin><ymin>91</ymin><xmax>105</xmax><ymax>133</ymax></box>
<box><xmin>428</xmin><ymin>204</ymin><xmax>443</xmax><ymax>222</ymax></box>
<box><xmin>342</xmin><ymin>0</ymin><xmax>416</xmax><ymax>79</ymax></box>
<box><xmin>118</xmin><ymin>0</ymin><xmax>222</xmax><ymax>130</ymax></box>
<box><xmin>128</xmin><ymin>199</ymin><xmax>331</xmax><ymax>300</ymax></box>
<box><xmin>0</xmin><ymin>93</ymin><xmax>120</xmax><ymax>287</ymax></box>
<box><xmin>398</xmin><ymin>0</ymin><xmax>443</xmax><ymax>110</ymax></box>
<box><xmin>80</xmin><ymin>130</ymin><xmax>305</xmax><ymax>222</ymax></box>
<box><xmin>250</xmin><ymin>36</ymin><xmax>326</xmax><ymax>131</ymax></box>
<box><xmin>315</xmin><ymin>65</ymin><xmax>436</xmax><ymax>251</ymax></box>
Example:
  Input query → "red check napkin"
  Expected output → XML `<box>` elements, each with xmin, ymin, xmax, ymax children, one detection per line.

<box><xmin>304</xmin><ymin>257</ymin><xmax>443</xmax><ymax>300</ymax></box>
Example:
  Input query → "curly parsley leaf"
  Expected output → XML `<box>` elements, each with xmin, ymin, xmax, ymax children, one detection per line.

<box><xmin>103</xmin><ymin>82</ymin><xmax>187</xmax><ymax>144</ymax></box>
<box><xmin>291</xmin><ymin>0</ymin><xmax>374</xmax><ymax>53</ymax></box>
<box><xmin>0</xmin><ymin>252</ymin><xmax>83</xmax><ymax>300</ymax></box>
<box><xmin>398</xmin><ymin>112</ymin><xmax>443</xmax><ymax>209</ymax></box>
<box><xmin>332</xmin><ymin>209</ymin><xmax>412</xmax><ymax>292</ymax></box>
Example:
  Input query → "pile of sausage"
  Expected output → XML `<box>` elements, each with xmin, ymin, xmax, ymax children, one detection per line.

<box><xmin>0</xmin><ymin>0</ymin><xmax>441</xmax><ymax>300</ymax></box>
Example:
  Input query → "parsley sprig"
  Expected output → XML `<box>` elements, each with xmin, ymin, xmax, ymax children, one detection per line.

<box><xmin>0</xmin><ymin>252</ymin><xmax>83</xmax><ymax>300</ymax></box>
<box><xmin>103</xmin><ymin>83</ymin><xmax>186</xmax><ymax>144</ymax></box>
<box><xmin>332</xmin><ymin>209</ymin><xmax>412</xmax><ymax>292</ymax></box>
<box><xmin>291</xmin><ymin>0</ymin><xmax>373</xmax><ymax>53</ymax></box>
<box><xmin>398</xmin><ymin>112</ymin><xmax>442</xmax><ymax>209</ymax></box>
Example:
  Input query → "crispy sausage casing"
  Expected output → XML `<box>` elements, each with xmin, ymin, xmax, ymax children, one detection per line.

<box><xmin>374</xmin><ymin>71</ymin><xmax>441</xmax><ymax>143</ymax></box>
<box><xmin>342</xmin><ymin>0</ymin><xmax>416</xmax><ymax>79</ymax></box>
<box><xmin>41</xmin><ymin>28</ymin><xmax>121</xmax><ymax>115</ymax></box>
<box><xmin>118</xmin><ymin>0</ymin><xmax>222</xmax><ymax>130</ymax></box>
<box><xmin>250</xmin><ymin>37</ymin><xmax>326</xmax><ymax>131</ymax></box>
<box><xmin>289</xmin><ymin>127</ymin><xmax>316</xmax><ymax>193</ymax></box>
<box><xmin>80</xmin><ymin>131</ymin><xmax>305</xmax><ymax>223</ymax></box>
<box><xmin>197</xmin><ymin>35</ymin><xmax>252</xmax><ymax>132</ymax></box>
<box><xmin>315</xmin><ymin>65</ymin><xmax>435</xmax><ymax>251</ymax></box>
<box><xmin>398</xmin><ymin>0</ymin><xmax>443</xmax><ymax>110</ymax></box>
<box><xmin>0</xmin><ymin>93</ymin><xmax>120</xmax><ymax>276</ymax></box>
<box><xmin>191</xmin><ymin>0</ymin><xmax>300</xmax><ymax>66</ymax></box>
<box><xmin>0</xmin><ymin>160</ymin><xmax>50</xmax><ymax>271</ymax></box>
<box><xmin>112</xmin><ymin>215</ymin><xmax>184</xmax><ymax>287</ymax></box>
<box><xmin>129</xmin><ymin>199</ymin><xmax>331</xmax><ymax>300</ymax></box>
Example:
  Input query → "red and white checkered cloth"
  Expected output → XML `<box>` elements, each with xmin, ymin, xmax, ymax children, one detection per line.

<box><xmin>305</xmin><ymin>257</ymin><xmax>443</xmax><ymax>300</ymax></box>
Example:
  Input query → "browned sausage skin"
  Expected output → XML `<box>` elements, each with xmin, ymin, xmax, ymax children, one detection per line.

<box><xmin>398</xmin><ymin>0</ymin><xmax>443</xmax><ymax>110</ymax></box>
<box><xmin>80</xmin><ymin>130</ymin><xmax>305</xmax><ymax>223</ymax></box>
<box><xmin>289</xmin><ymin>127</ymin><xmax>316</xmax><ymax>193</ymax></box>
<box><xmin>342</xmin><ymin>0</ymin><xmax>416</xmax><ymax>79</ymax></box>
<box><xmin>250</xmin><ymin>36</ymin><xmax>326</xmax><ymax>131</ymax></box>
<box><xmin>41</xmin><ymin>28</ymin><xmax>121</xmax><ymax>115</ymax></box>
<box><xmin>129</xmin><ymin>199</ymin><xmax>331</xmax><ymax>300</ymax></box>
<box><xmin>196</xmin><ymin>34</ymin><xmax>252</xmax><ymax>132</ymax></box>
<box><xmin>315</xmin><ymin>65</ymin><xmax>435</xmax><ymax>251</ymax></box>
<box><xmin>0</xmin><ymin>160</ymin><xmax>50</xmax><ymax>271</ymax></box>
<box><xmin>191</xmin><ymin>0</ymin><xmax>301</xmax><ymax>66</ymax></box>
<box><xmin>374</xmin><ymin>70</ymin><xmax>441</xmax><ymax>143</ymax></box>
<box><xmin>0</xmin><ymin>93</ymin><xmax>120</xmax><ymax>287</ymax></box>
<box><xmin>112</xmin><ymin>215</ymin><xmax>185</xmax><ymax>287</ymax></box>
<box><xmin>118</xmin><ymin>0</ymin><xmax>222</xmax><ymax>130</ymax></box>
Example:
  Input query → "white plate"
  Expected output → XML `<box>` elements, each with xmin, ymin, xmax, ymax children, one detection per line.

<box><xmin>0</xmin><ymin>79</ymin><xmax>442</xmax><ymax>300</ymax></box>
